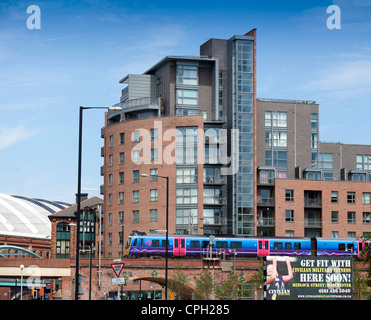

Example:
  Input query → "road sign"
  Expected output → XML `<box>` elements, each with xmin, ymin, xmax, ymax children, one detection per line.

<box><xmin>112</xmin><ymin>278</ymin><xmax>126</xmax><ymax>285</ymax></box>
<box><xmin>111</xmin><ymin>262</ymin><xmax>125</xmax><ymax>277</ymax></box>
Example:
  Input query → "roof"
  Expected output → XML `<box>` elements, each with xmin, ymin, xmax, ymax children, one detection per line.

<box><xmin>0</xmin><ymin>193</ymin><xmax>72</xmax><ymax>239</ymax></box>
<box><xmin>49</xmin><ymin>196</ymin><xmax>103</xmax><ymax>218</ymax></box>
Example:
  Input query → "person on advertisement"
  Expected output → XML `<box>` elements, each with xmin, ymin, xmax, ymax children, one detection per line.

<box><xmin>266</xmin><ymin>256</ymin><xmax>293</xmax><ymax>300</ymax></box>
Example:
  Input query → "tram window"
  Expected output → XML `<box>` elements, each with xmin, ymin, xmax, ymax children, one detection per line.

<box><xmin>133</xmin><ymin>238</ymin><xmax>137</xmax><ymax>246</ymax></box>
<box><xmin>162</xmin><ymin>240</ymin><xmax>169</xmax><ymax>248</ymax></box>
<box><xmin>216</xmin><ymin>241</ymin><xmax>228</xmax><ymax>249</ymax></box>
<box><xmin>294</xmin><ymin>243</ymin><xmax>301</xmax><ymax>250</ymax></box>
<box><xmin>274</xmin><ymin>242</ymin><xmax>283</xmax><ymax>250</ymax></box>
<box><xmin>152</xmin><ymin>240</ymin><xmax>160</xmax><ymax>247</ymax></box>
<box><xmin>347</xmin><ymin>243</ymin><xmax>354</xmax><ymax>251</ymax></box>
<box><xmin>191</xmin><ymin>241</ymin><xmax>200</xmax><ymax>248</ymax></box>
<box><xmin>181</xmin><ymin>239</ymin><xmax>185</xmax><ymax>248</ymax></box>
<box><xmin>285</xmin><ymin>243</ymin><xmax>292</xmax><ymax>250</ymax></box>
<box><xmin>202</xmin><ymin>241</ymin><xmax>209</xmax><ymax>248</ymax></box>
<box><xmin>140</xmin><ymin>238</ymin><xmax>144</xmax><ymax>247</ymax></box>
<box><xmin>339</xmin><ymin>243</ymin><xmax>346</xmax><ymax>251</ymax></box>
<box><xmin>230</xmin><ymin>241</ymin><xmax>242</xmax><ymax>249</ymax></box>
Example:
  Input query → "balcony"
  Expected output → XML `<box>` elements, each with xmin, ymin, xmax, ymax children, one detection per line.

<box><xmin>257</xmin><ymin>217</ymin><xmax>275</xmax><ymax>227</ymax></box>
<box><xmin>257</xmin><ymin>197</ymin><xmax>275</xmax><ymax>207</ymax></box>
<box><xmin>304</xmin><ymin>198</ymin><xmax>322</xmax><ymax>208</ymax></box>
<box><xmin>304</xmin><ymin>219</ymin><xmax>322</xmax><ymax>228</ymax></box>
<box><xmin>121</xmin><ymin>97</ymin><xmax>160</xmax><ymax>114</ymax></box>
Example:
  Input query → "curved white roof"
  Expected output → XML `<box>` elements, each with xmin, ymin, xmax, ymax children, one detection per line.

<box><xmin>0</xmin><ymin>193</ymin><xmax>72</xmax><ymax>239</ymax></box>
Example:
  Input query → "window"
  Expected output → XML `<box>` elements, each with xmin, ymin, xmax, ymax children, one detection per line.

<box><xmin>133</xmin><ymin>210</ymin><xmax>139</xmax><ymax>223</ymax></box>
<box><xmin>203</xmin><ymin>188</ymin><xmax>222</xmax><ymax>205</ymax></box>
<box><xmin>109</xmin><ymin>174</ymin><xmax>113</xmax><ymax>186</ymax></box>
<box><xmin>119</xmin><ymin>192</ymin><xmax>124</xmax><ymax>204</ymax></box>
<box><xmin>152</xmin><ymin>240</ymin><xmax>160</xmax><ymax>248</ymax></box>
<box><xmin>177</xmin><ymin>89</ymin><xmax>198</xmax><ymax>105</ymax></box>
<box><xmin>332</xmin><ymin>231</ymin><xmax>339</xmax><ymax>238</ymax></box>
<box><xmin>109</xmin><ymin>155</ymin><xmax>113</xmax><ymax>167</ymax></box>
<box><xmin>151</xmin><ymin>149</ymin><xmax>158</xmax><ymax>162</ymax></box>
<box><xmin>286</xmin><ymin>230</ymin><xmax>294</xmax><ymax>237</ymax></box>
<box><xmin>265</xmin><ymin>111</ymin><xmax>287</xmax><ymax>127</ymax></box>
<box><xmin>150</xmin><ymin>189</ymin><xmax>158</xmax><ymax>201</ymax></box>
<box><xmin>347</xmin><ymin>192</ymin><xmax>355</xmax><ymax>204</ymax></box>
<box><xmin>119</xmin><ymin>211</ymin><xmax>124</xmax><ymax>224</ymax></box>
<box><xmin>285</xmin><ymin>243</ymin><xmax>292</xmax><ymax>250</ymax></box>
<box><xmin>119</xmin><ymin>152</ymin><xmax>125</xmax><ymax>165</ymax></box>
<box><xmin>356</xmin><ymin>154</ymin><xmax>371</xmax><ymax>170</ymax></box>
<box><xmin>150</xmin><ymin>209</ymin><xmax>158</xmax><ymax>222</ymax></box>
<box><xmin>133</xmin><ymin>150</ymin><xmax>140</xmax><ymax>163</ymax></box>
<box><xmin>285</xmin><ymin>210</ymin><xmax>294</xmax><ymax>222</ymax></box>
<box><xmin>311</xmin><ymin>133</ymin><xmax>318</xmax><ymax>149</ymax></box>
<box><xmin>230</xmin><ymin>241</ymin><xmax>242</xmax><ymax>249</ymax></box>
<box><xmin>331</xmin><ymin>211</ymin><xmax>338</xmax><ymax>223</ymax></box>
<box><xmin>133</xmin><ymin>170</ymin><xmax>139</xmax><ymax>182</ymax></box>
<box><xmin>177</xmin><ymin>65</ymin><xmax>198</xmax><ymax>85</ymax></box>
<box><xmin>272</xmin><ymin>131</ymin><xmax>287</xmax><ymax>147</ymax></box>
<box><xmin>176</xmin><ymin>188</ymin><xmax>198</xmax><ymax>204</ymax></box>
<box><xmin>347</xmin><ymin>212</ymin><xmax>356</xmax><ymax>224</ymax></box>
<box><xmin>178</xmin><ymin>167</ymin><xmax>198</xmax><ymax>183</ymax></box>
<box><xmin>120</xmin><ymin>132</ymin><xmax>125</xmax><ymax>144</ymax></box>
<box><xmin>319</xmin><ymin>153</ymin><xmax>333</xmax><ymax>169</ymax></box>
<box><xmin>133</xmin><ymin>130</ymin><xmax>140</xmax><ymax>142</ymax></box>
<box><xmin>133</xmin><ymin>190</ymin><xmax>139</xmax><ymax>203</ymax></box>
<box><xmin>363</xmin><ymin>192</ymin><xmax>370</xmax><ymax>205</ymax></box>
<box><xmin>109</xmin><ymin>233</ymin><xmax>112</xmax><ymax>245</ymax></box>
<box><xmin>216</xmin><ymin>241</ymin><xmax>228</xmax><ymax>249</ymax></box>
<box><xmin>150</xmin><ymin>169</ymin><xmax>158</xmax><ymax>181</ymax></box>
<box><xmin>274</xmin><ymin>242</ymin><xmax>283</xmax><ymax>250</ymax></box>
<box><xmin>151</xmin><ymin>128</ymin><xmax>158</xmax><ymax>141</ymax></box>
<box><xmin>119</xmin><ymin>172</ymin><xmax>124</xmax><ymax>184</ymax></box>
<box><xmin>109</xmin><ymin>194</ymin><xmax>112</xmax><ymax>206</ymax></box>
<box><xmin>109</xmin><ymin>213</ymin><xmax>112</xmax><ymax>225</ymax></box>
<box><xmin>109</xmin><ymin>135</ymin><xmax>113</xmax><ymax>147</ymax></box>
<box><xmin>348</xmin><ymin>232</ymin><xmax>356</xmax><ymax>238</ymax></box>
<box><xmin>190</xmin><ymin>241</ymin><xmax>200</xmax><ymax>248</ymax></box>
<box><xmin>311</xmin><ymin>113</ymin><xmax>318</xmax><ymax>130</ymax></box>
<box><xmin>56</xmin><ymin>222</ymin><xmax>70</xmax><ymax>259</ymax></box>
<box><xmin>285</xmin><ymin>190</ymin><xmax>294</xmax><ymax>202</ymax></box>
<box><xmin>363</xmin><ymin>212</ymin><xmax>371</xmax><ymax>224</ymax></box>
<box><xmin>266</xmin><ymin>150</ymin><xmax>287</xmax><ymax>168</ymax></box>
<box><xmin>331</xmin><ymin>191</ymin><xmax>338</xmax><ymax>203</ymax></box>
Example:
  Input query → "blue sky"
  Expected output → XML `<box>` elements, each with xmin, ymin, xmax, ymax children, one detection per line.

<box><xmin>0</xmin><ymin>0</ymin><xmax>370</xmax><ymax>203</ymax></box>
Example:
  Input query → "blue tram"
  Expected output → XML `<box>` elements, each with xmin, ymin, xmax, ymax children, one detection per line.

<box><xmin>125</xmin><ymin>232</ymin><xmax>345</xmax><ymax>258</ymax></box>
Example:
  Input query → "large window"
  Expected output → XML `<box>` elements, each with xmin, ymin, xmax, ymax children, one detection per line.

<box><xmin>177</xmin><ymin>89</ymin><xmax>198</xmax><ymax>106</ymax></box>
<box><xmin>176</xmin><ymin>167</ymin><xmax>198</xmax><ymax>183</ymax></box>
<box><xmin>356</xmin><ymin>154</ymin><xmax>371</xmax><ymax>170</ymax></box>
<box><xmin>56</xmin><ymin>222</ymin><xmax>70</xmax><ymax>259</ymax></box>
<box><xmin>176</xmin><ymin>188</ymin><xmax>198</xmax><ymax>204</ymax></box>
<box><xmin>177</xmin><ymin>65</ymin><xmax>198</xmax><ymax>85</ymax></box>
<box><xmin>265</xmin><ymin>111</ymin><xmax>287</xmax><ymax>127</ymax></box>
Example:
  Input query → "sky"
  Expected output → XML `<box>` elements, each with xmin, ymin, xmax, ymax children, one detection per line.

<box><xmin>0</xmin><ymin>0</ymin><xmax>370</xmax><ymax>203</ymax></box>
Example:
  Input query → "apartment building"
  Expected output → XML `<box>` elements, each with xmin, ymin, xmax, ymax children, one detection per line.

<box><xmin>100</xmin><ymin>30</ymin><xmax>371</xmax><ymax>258</ymax></box>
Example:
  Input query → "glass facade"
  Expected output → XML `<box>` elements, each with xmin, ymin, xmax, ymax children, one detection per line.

<box><xmin>228</xmin><ymin>36</ymin><xmax>255</xmax><ymax>236</ymax></box>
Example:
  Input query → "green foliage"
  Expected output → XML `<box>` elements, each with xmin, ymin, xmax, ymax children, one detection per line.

<box><xmin>194</xmin><ymin>268</ymin><xmax>215</xmax><ymax>300</ymax></box>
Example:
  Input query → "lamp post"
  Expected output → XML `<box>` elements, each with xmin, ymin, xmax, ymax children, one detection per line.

<box><xmin>75</xmin><ymin>105</ymin><xmax>122</xmax><ymax>300</ymax></box>
<box><xmin>141</xmin><ymin>173</ymin><xmax>169</xmax><ymax>300</ymax></box>
<box><xmin>20</xmin><ymin>264</ymin><xmax>24</xmax><ymax>300</ymax></box>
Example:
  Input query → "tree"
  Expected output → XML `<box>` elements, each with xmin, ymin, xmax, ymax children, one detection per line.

<box><xmin>194</xmin><ymin>268</ymin><xmax>215</xmax><ymax>300</ymax></box>
<box><xmin>215</xmin><ymin>267</ymin><xmax>240</xmax><ymax>300</ymax></box>
<box><xmin>168</xmin><ymin>264</ymin><xmax>189</xmax><ymax>300</ymax></box>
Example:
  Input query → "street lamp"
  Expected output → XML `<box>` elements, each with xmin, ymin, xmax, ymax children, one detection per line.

<box><xmin>75</xmin><ymin>105</ymin><xmax>122</xmax><ymax>300</ymax></box>
<box><xmin>140</xmin><ymin>173</ymin><xmax>169</xmax><ymax>300</ymax></box>
<box><xmin>20</xmin><ymin>264</ymin><xmax>24</xmax><ymax>300</ymax></box>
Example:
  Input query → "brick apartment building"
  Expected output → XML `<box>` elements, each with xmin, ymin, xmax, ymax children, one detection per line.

<box><xmin>100</xmin><ymin>29</ymin><xmax>371</xmax><ymax>259</ymax></box>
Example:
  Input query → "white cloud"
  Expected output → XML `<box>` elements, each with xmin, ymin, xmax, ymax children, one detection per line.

<box><xmin>0</xmin><ymin>125</ymin><xmax>38</xmax><ymax>151</ymax></box>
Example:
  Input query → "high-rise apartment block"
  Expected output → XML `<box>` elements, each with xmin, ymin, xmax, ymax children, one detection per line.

<box><xmin>101</xmin><ymin>30</ymin><xmax>371</xmax><ymax>258</ymax></box>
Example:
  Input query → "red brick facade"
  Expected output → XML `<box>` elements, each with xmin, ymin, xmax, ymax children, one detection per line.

<box><xmin>275</xmin><ymin>179</ymin><xmax>371</xmax><ymax>238</ymax></box>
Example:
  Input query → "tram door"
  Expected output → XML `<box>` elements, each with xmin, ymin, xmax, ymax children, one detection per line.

<box><xmin>358</xmin><ymin>241</ymin><xmax>369</xmax><ymax>258</ymax></box>
<box><xmin>257</xmin><ymin>239</ymin><xmax>270</xmax><ymax>257</ymax></box>
<box><xmin>173</xmin><ymin>237</ymin><xmax>186</xmax><ymax>256</ymax></box>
